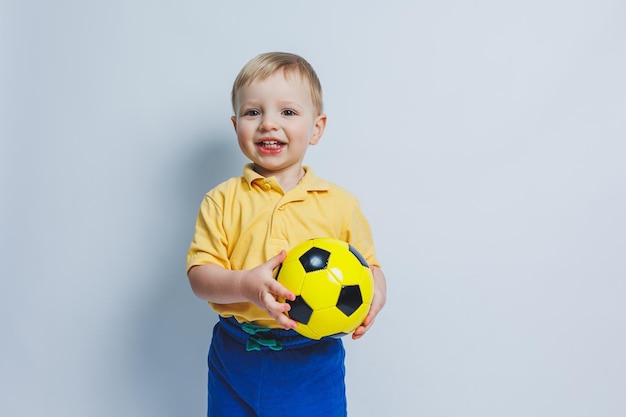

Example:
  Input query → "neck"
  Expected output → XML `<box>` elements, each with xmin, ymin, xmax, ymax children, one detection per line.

<box><xmin>278</xmin><ymin>167</ymin><xmax>305</xmax><ymax>193</ymax></box>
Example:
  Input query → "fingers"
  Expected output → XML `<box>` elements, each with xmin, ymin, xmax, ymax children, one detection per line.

<box><xmin>352</xmin><ymin>314</ymin><xmax>376</xmax><ymax>340</ymax></box>
<box><xmin>266</xmin><ymin>249</ymin><xmax>287</xmax><ymax>270</ymax></box>
<box><xmin>352</xmin><ymin>315</ymin><xmax>375</xmax><ymax>340</ymax></box>
<box><xmin>266</xmin><ymin>250</ymin><xmax>295</xmax><ymax>301</ymax></box>
<box><xmin>274</xmin><ymin>311</ymin><xmax>298</xmax><ymax>330</ymax></box>
<box><xmin>352</xmin><ymin>266</ymin><xmax>387</xmax><ymax>340</ymax></box>
<box><xmin>269</xmin><ymin>276</ymin><xmax>296</xmax><ymax>301</ymax></box>
<box><xmin>351</xmin><ymin>292</ymin><xmax>383</xmax><ymax>340</ymax></box>
<box><xmin>247</xmin><ymin>250</ymin><xmax>299</xmax><ymax>330</ymax></box>
<box><xmin>261</xmin><ymin>291</ymin><xmax>298</xmax><ymax>330</ymax></box>
<box><xmin>258</xmin><ymin>269</ymin><xmax>297</xmax><ymax>329</ymax></box>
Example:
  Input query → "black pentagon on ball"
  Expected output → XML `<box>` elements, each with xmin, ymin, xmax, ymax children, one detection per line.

<box><xmin>348</xmin><ymin>244</ymin><xmax>369</xmax><ymax>268</ymax></box>
<box><xmin>336</xmin><ymin>285</ymin><xmax>363</xmax><ymax>316</ymax></box>
<box><xmin>299</xmin><ymin>247</ymin><xmax>330</xmax><ymax>272</ymax></box>
<box><xmin>287</xmin><ymin>296</ymin><xmax>314</xmax><ymax>324</ymax></box>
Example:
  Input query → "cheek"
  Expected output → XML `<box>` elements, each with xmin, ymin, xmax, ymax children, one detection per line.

<box><xmin>236</xmin><ymin>122</ymin><xmax>255</xmax><ymax>138</ymax></box>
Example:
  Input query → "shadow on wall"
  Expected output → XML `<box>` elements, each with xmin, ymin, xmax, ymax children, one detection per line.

<box><xmin>130</xmin><ymin>133</ymin><xmax>245</xmax><ymax>416</ymax></box>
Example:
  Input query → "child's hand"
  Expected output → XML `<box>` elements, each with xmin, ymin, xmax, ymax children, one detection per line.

<box><xmin>352</xmin><ymin>266</ymin><xmax>387</xmax><ymax>340</ymax></box>
<box><xmin>242</xmin><ymin>250</ymin><xmax>299</xmax><ymax>330</ymax></box>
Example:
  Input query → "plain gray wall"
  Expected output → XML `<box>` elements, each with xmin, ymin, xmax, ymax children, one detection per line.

<box><xmin>2</xmin><ymin>1</ymin><xmax>625</xmax><ymax>416</ymax></box>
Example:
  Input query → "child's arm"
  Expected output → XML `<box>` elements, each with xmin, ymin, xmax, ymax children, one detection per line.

<box><xmin>187</xmin><ymin>250</ymin><xmax>298</xmax><ymax>330</ymax></box>
<box><xmin>351</xmin><ymin>266</ymin><xmax>387</xmax><ymax>340</ymax></box>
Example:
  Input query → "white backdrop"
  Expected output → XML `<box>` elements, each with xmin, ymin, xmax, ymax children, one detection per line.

<box><xmin>2</xmin><ymin>1</ymin><xmax>625</xmax><ymax>416</ymax></box>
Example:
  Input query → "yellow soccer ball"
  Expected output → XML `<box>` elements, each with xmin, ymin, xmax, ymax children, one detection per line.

<box><xmin>275</xmin><ymin>238</ymin><xmax>374</xmax><ymax>340</ymax></box>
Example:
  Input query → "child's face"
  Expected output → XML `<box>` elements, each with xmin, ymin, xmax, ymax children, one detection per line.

<box><xmin>232</xmin><ymin>71</ymin><xmax>326</xmax><ymax>180</ymax></box>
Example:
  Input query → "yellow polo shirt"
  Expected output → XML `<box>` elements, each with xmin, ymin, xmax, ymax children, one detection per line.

<box><xmin>187</xmin><ymin>163</ymin><xmax>380</xmax><ymax>327</ymax></box>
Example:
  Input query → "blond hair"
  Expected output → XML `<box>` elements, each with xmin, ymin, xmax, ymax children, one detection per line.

<box><xmin>231</xmin><ymin>52</ymin><xmax>324</xmax><ymax>115</ymax></box>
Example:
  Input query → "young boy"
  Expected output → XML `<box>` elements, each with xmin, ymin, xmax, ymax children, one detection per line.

<box><xmin>186</xmin><ymin>52</ymin><xmax>387</xmax><ymax>417</ymax></box>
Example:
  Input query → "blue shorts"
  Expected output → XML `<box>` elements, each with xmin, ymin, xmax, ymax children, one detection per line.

<box><xmin>207</xmin><ymin>317</ymin><xmax>347</xmax><ymax>417</ymax></box>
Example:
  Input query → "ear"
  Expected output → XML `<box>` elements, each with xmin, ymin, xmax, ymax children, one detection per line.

<box><xmin>231</xmin><ymin>115</ymin><xmax>237</xmax><ymax>132</ymax></box>
<box><xmin>309</xmin><ymin>114</ymin><xmax>327</xmax><ymax>145</ymax></box>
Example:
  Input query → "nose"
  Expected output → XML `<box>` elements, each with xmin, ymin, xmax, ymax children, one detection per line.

<box><xmin>259</xmin><ymin>114</ymin><xmax>278</xmax><ymax>131</ymax></box>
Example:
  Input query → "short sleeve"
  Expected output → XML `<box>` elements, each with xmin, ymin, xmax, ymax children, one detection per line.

<box><xmin>186</xmin><ymin>194</ymin><xmax>230</xmax><ymax>273</ymax></box>
<box><xmin>346</xmin><ymin>196</ymin><xmax>380</xmax><ymax>268</ymax></box>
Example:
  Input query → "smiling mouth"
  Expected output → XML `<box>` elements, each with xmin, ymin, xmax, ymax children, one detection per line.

<box><xmin>257</xmin><ymin>140</ymin><xmax>286</xmax><ymax>150</ymax></box>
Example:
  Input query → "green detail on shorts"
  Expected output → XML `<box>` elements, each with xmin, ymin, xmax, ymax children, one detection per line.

<box><xmin>242</xmin><ymin>322</ymin><xmax>283</xmax><ymax>352</ymax></box>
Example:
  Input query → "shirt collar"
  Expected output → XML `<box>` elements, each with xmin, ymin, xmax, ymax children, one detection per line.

<box><xmin>242</xmin><ymin>163</ymin><xmax>330</xmax><ymax>192</ymax></box>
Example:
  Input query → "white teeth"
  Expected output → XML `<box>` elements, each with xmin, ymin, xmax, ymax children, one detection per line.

<box><xmin>259</xmin><ymin>140</ymin><xmax>283</xmax><ymax>148</ymax></box>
